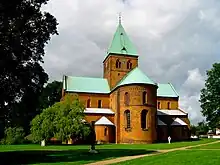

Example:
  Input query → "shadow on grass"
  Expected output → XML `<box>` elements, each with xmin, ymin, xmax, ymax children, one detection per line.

<box><xmin>0</xmin><ymin>149</ymin><xmax>156</xmax><ymax>165</ymax></box>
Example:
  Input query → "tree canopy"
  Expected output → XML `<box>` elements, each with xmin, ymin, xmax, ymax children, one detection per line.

<box><xmin>200</xmin><ymin>63</ymin><xmax>220</xmax><ymax>129</ymax></box>
<box><xmin>38</xmin><ymin>81</ymin><xmax>62</xmax><ymax>111</ymax></box>
<box><xmin>0</xmin><ymin>0</ymin><xmax>58</xmax><ymax>136</ymax></box>
<box><xmin>31</xmin><ymin>95</ymin><xmax>91</xmax><ymax>143</ymax></box>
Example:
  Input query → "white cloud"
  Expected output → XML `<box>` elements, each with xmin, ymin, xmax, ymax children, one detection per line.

<box><xmin>179</xmin><ymin>68</ymin><xmax>205</xmax><ymax>124</ymax></box>
<box><xmin>42</xmin><ymin>0</ymin><xmax>220</xmax><ymax>123</ymax></box>
<box><xmin>182</xmin><ymin>68</ymin><xmax>205</xmax><ymax>93</ymax></box>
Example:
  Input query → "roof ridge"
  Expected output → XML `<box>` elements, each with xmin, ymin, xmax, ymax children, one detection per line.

<box><xmin>66</xmin><ymin>75</ymin><xmax>107</xmax><ymax>80</ymax></box>
<box><xmin>168</xmin><ymin>82</ymin><xmax>179</xmax><ymax>96</ymax></box>
<box><xmin>171</xmin><ymin>118</ymin><xmax>187</xmax><ymax>126</ymax></box>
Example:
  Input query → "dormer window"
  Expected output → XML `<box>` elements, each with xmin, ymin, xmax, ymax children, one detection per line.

<box><xmin>116</xmin><ymin>59</ymin><xmax>121</xmax><ymax>68</ymax></box>
<box><xmin>122</xmin><ymin>47</ymin><xmax>126</xmax><ymax>51</ymax></box>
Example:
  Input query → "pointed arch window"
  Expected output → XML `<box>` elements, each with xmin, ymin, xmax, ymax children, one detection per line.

<box><xmin>127</xmin><ymin>60</ymin><xmax>132</xmax><ymax>69</ymax></box>
<box><xmin>116</xmin><ymin>59</ymin><xmax>121</xmax><ymax>68</ymax></box>
<box><xmin>124</xmin><ymin>92</ymin><xmax>130</xmax><ymax>106</ymax></box>
<box><xmin>87</xmin><ymin>99</ymin><xmax>91</xmax><ymax>108</ymax></box>
<box><xmin>124</xmin><ymin>110</ymin><xmax>131</xmax><ymax>129</ymax></box>
<box><xmin>141</xmin><ymin>110</ymin><xmax>148</xmax><ymax>129</ymax></box>
<box><xmin>142</xmin><ymin>91</ymin><xmax>147</xmax><ymax>104</ymax></box>
<box><xmin>167</xmin><ymin>102</ymin><xmax>171</xmax><ymax>109</ymax></box>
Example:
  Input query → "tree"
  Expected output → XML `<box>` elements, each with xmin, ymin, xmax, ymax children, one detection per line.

<box><xmin>1</xmin><ymin>126</ymin><xmax>25</xmax><ymax>144</ymax></box>
<box><xmin>31</xmin><ymin>95</ymin><xmax>91</xmax><ymax>144</ymax></box>
<box><xmin>197</xmin><ymin>121</ymin><xmax>209</xmax><ymax>135</ymax></box>
<box><xmin>190</xmin><ymin>125</ymin><xmax>197</xmax><ymax>136</ymax></box>
<box><xmin>0</xmin><ymin>0</ymin><xmax>58</xmax><ymax>136</ymax></box>
<box><xmin>38</xmin><ymin>81</ymin><xmax>62</xmax><ymax>111</ymax></box>
<box><xmin>200</xmin><ymin>63</ymin><xmax>220</xmax><ymax>129</ymax></box>
<box><xmin>31</xmin><ymin>105</ymin><xmax>57</xmax><ymax>143</ymax></box>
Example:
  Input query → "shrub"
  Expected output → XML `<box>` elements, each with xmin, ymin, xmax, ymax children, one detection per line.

<box><xmin>2</xmin><ymin>127</ymin><xmax>25</xmax><ymax>145</ymax></box>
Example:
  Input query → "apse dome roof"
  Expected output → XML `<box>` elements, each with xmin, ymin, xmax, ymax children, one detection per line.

<box><xmin>114</xmin><ymin>67</ymin><xmax>157</xmax><ymax>90</ymax></box>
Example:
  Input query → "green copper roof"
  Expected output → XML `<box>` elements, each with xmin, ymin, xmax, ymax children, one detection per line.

<box><xmin>114</xmin><ymin>67</ymin><xmax>157</xmax><ymax>89</ymax></box>
<box><xmin>106</xmin><ymin>22</ymin><xmax>138</xmax><ymax>56</ymax></box>
<box><xmin>63</xmin><ymin>76</ymin><xmax>110</xmax><ymax>94</ymax></box>
<box><xmin>157</xmin><ymin>83</ymin><xmax>179</xmax><ymax>97</ymax></box>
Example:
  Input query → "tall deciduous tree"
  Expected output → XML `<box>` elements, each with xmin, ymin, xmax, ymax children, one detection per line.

<box><xmin>38</xmin><ymin>81</ymin><xmax>62</xmax><ymax>111</ymax></box>
<box><xmin>0</xmin><ymin>0</ymin><xmax>58</xmax><ymax>136</ymax></box>
<box><xmin>200</xmin><ymin>63</ymin><xmax>220</xmax><ymax>129</ymax></box>
<box><xmin>31</xmin><ymin>95</ymin><xmax>91</xmax><ymax>144</ymax></box>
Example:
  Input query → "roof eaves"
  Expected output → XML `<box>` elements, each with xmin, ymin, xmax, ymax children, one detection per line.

<box><xmin>66</xmin><ymin>90</ymin><xmax>110</xmax><ymax>94</ymax></box>
<box><xmin>157</xmin><ymin>95</ymin><xmax>179</xmax><ymax>98</ymax></box>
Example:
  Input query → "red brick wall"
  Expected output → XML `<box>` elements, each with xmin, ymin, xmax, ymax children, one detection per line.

<box><xmin>95</xmin><ymin>125</ymin><xmax>115</xmax><ymax>143</ymax></box>
<box><xmin>111</xmin><ymin>84</ymin><xmax>158</xmax><ymax>143</ymax></box>
<box><xmin>103</xmin><ymin>54</ymin><xmax>138</xmax><ymax>89</ymax></box>
<box><xmin>157</xmin><ymin>97</ymin><xmax>179</xmax><ymax>109</ymax></box>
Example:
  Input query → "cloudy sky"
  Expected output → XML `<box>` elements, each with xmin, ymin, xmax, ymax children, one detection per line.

<box><xmin>42</xmin><ymin>0</ymin><xmax>220</xmax><ymax>124</ymax></box>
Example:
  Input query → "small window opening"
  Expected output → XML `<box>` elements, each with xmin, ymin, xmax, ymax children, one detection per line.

<box><xmin>168</xmin><ymin>102</ymin><xmax>171</xmax><ymax>109</ymax></box>
<box><xmin>157</xmin><ymin>102</ymin><xmax>161</xmax><ymax>109</ymax></box>
<box><xmin>116</xmin><ymin>59</ymin><xmax>121</xmax><ymax>68</ymax></box>
<box><xmin>87</xmin><ymin>99</ymin><xmax>91</xmax><ymax>108</ymax></box>
<box><xmin>98</xmin><ymin>100</ymin><xmax>102</xmax><ymax>108</ymax></box>
<box><xmin>104</xmin><ymin>127</ymin><xmax>107</xmax><ymax>136</ymax></box>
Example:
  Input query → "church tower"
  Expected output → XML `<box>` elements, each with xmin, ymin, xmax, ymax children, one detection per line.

<box><xmin>103</xmin><ymin>16</ymin><xmax>139</xmax><ymax>89</ymax></box>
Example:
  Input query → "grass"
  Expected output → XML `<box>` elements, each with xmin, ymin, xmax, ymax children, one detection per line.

<box><xmin>191</xmin><ymin>140</ymin><xmax>220</xmax><ymax>149</ymax></box>
<box><xmin>0</xmin><ymin>138</ymin><xmax>217</xmax><ymax>165</ymax></box>
<box><xmin>0</xmin><ymin>138</ymin><xmax>215</xmax><ymax>152</ymax></box>
<box><xmin>116</xmin><ymin>150</ymin><xmax>220</xmax><ymax>165</ymax></box>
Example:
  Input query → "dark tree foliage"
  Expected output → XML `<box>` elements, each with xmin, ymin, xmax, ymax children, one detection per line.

<box><xmin>200</xmin><ymin>63</ymin><xmax>220</xmax><ymax>129</ymax></box>
<box><xmin>0</xmin><ymin>0</ymin><xmax>58</xmax><ymax>136</ymax></box>
<box><xmin>38</xmin><ymin>81</ymin><xmax>62</xmax><ymax>111</ymax></box>
<box><xmin>197</xmin><ymin>121</ymin><xmax>209</xmax><ymax>134</ymax></box>
<box><xmin>190</xmin><ymin>125</ymin><xmax>197</xmax><ymax>136</ymax></box>
<box><xmin>190</xmin><ymin>121</ymin><xmax>209</xmax><ymax>136</ymax></box>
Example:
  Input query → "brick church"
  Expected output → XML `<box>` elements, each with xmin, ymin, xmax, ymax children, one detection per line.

<box><xmin>62</xmin><ymin>18</ymin><xmax>190</xmax><ymax>144</ymax></box>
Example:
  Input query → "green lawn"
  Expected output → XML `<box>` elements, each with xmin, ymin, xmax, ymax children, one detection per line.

<box><xmin>116</xmin><ymin>150</ymin><xmax>220</xmax><ymax>165</ymax></box>
<box><xmin>0</xmin><ymin>139</ymin><xmax>216</xmax><ymax>165</ymax></box>
<box><xmin>192</xmin><ymin>140</ymin><xmax>220</xmax><ymax>149</ymax></box>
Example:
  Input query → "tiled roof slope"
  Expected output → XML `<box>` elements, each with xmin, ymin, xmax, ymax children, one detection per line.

<box><xmin>63</xmin><ymin>75</ymin><xmax>110</xmax><ymax>94</ymax></box>
<box><xmin>63</xmin><ymin>74</ymin><xmax>179</xmax><ymax>99</ymax></box>
<box><xmin>157</xmin><ymin>83</ymin><xmax>179</xmax><ymax>98</ymax></box>
<box><xmin>114</xmin><ymin>67</ymin><xmax>157</xmax><ymax>90</ymax></box>
<box><xmin>106</xmin><ymin>22</ymin><xmax>138</xmax><ymax>57</ymax></box>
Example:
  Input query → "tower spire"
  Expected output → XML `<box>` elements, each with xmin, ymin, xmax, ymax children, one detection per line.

<box><xmin>119</xmin><ymin>12</ymin><xmax>122</xmax><ymax>24</ymax></box>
